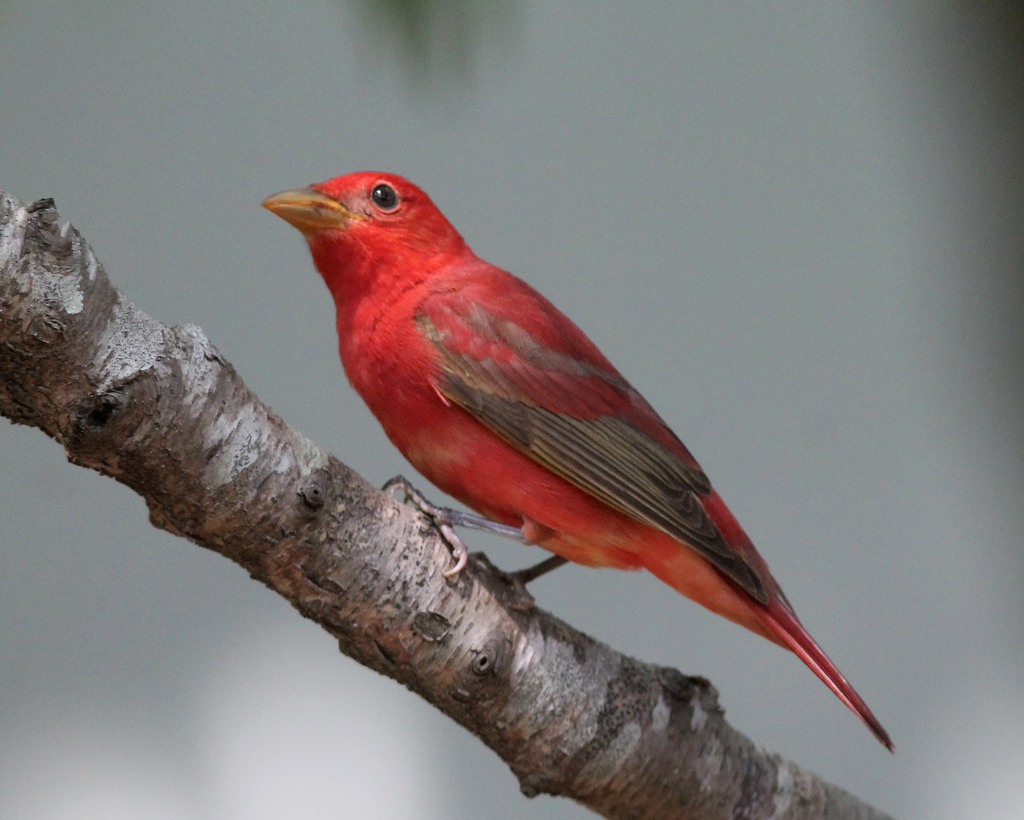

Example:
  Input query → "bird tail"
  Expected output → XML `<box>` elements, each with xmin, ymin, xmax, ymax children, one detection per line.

<box><xmin>638</xmin><ymin>534</ymin><xmax>892</xmax><ymax>749</ymax></box>
<box><xmin>758</xmin><ymin>597</ymin><xmax>894</xmax><ymax>751</ymax></box>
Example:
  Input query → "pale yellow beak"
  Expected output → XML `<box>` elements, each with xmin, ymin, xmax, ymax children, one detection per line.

<box><xmin>262</xmin><ymin>188</ymin><xmax>363</xmax><ymax>235</ymax></box>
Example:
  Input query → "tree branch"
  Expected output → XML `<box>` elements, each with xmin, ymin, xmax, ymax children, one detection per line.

<box><xmin>0</xmin><ymin>192</ymin><xmax>893</xmax><ymax>820</ymax></box>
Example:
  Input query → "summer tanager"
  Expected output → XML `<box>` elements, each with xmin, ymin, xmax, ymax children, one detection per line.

<box><xmin>264</xmin><ymin>171</ymin><xmax>892</xmax><ymax>750</ymax></box>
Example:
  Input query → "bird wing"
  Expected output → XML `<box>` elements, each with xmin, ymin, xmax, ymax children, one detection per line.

<box><xmin>417</xmin><ymin>284</ymin><xmax>769</xmax><ymax>603</ymax></box>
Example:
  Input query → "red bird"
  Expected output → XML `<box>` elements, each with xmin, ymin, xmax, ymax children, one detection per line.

<box><xmin>264</xmin><ymin>172</ymin><xmax>892</xmax><ymax>750</ymax></box>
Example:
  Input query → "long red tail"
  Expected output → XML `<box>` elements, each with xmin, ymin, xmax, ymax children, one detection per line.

<box><xmin>760</xmin><ymin>597</ymin><xmax>893</xmax><ymax>751</ymax></box>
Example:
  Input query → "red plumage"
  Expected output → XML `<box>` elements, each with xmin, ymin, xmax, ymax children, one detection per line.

<box><xmin>264</xmin><ymin>171</ymin><xmax>892</xmax><ymax>750</ymax></box>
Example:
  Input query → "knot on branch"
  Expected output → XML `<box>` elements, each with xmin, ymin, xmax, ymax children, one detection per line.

<box><xmin>298</xmin><ymin>470</ymin><xmax>333</xmax><ymax>511</ymax></box>
<box><xmin>450</xmin><ymin>634</ymin><xmax>512</xmax><ymax>705</ymax></box>
<box><xmin>411</xmin><ymin>610</ymin><xmax>451</xmax><ymax>642</ymax></box>
<box><xmin>74</xmin><ymin>389</ymin><xmax>129</xmax><ymax>435</ymax></box>
<box><xmin>28</xmin><ymin>198</ymin><xmax>73</xmax><ymax>258</ymax></box>
<box><xmin>64</xmin><ymin>366</ymin><xmax>161</xmax><ymax>475</ymax></box>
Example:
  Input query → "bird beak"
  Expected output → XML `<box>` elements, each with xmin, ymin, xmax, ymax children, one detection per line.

<box><xmin>262</xmin><ymin>188</ymin><xmax>363</xmax><ymax>235</ymax></box>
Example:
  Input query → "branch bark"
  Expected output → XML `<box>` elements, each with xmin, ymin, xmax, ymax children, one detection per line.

<box><xmin>0</xmin><ymin>192</ymin><xmax>894</xmax><ymax>820</ymax></box>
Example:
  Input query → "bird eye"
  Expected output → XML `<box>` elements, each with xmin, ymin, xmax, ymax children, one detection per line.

<box><xmin>371</xmin><ymin>183</ymin><xmax>399</xmax><ymax>211</ymax></box>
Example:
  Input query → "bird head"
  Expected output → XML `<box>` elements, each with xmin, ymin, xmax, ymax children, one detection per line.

<box><xmin>263</xmin><ymin>171</ymin><xmax>466</xmax><ymax>264</ymax></box>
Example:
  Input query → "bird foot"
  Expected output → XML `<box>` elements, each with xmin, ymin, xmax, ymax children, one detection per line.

<box><xmin>382</xmin><ymin>476</ymin><xmax>569</xmax><ymax>597</ymax></box>
<box><xmin>384</xmin><ymin>476</ymin><xmax>472</xmax><ymax>577</ymax></box>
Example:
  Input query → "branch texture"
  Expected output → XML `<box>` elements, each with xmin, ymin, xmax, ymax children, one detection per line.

<box><xmin>0</xmin><ymin>193</ymin><xmax>893</xmax><ymax>820</ymax></box>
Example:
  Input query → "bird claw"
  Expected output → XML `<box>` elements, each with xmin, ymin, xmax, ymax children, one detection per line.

<box><xmin>382</xmin><ymin>476</ymin><xmax>567</xmax><ymax>591</ymax></box>
<box><xmin>383</xmin><ymin>475</ymin><xmax>470</xmax><ymax>578</ymax></box>
<box><xmin>437</xmin><ymin>523</ymin><xmax>469</xmax><ymax>577</ymax></box>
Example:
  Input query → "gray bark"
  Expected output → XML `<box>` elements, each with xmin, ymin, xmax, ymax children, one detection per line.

<box><xmin>0</xmin><ymin>192</ymin><xmax>894</xmax><ymax>820</ymax></box>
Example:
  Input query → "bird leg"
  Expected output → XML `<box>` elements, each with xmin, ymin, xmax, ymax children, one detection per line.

<box><xmin>383</xmin><ymin>475</ymin><xmax>525</xmax><ymax>578</ymax></box>
<box><xmin>498</xmin><ymin>555</ymin><xmax>571</xmax><ymax>610</ymax></box>
<box><xmin>382</xmin><ymin>476</ymin><xmax>569</xmax><ymax>599</ymax></box>
<box><xmin>510</xmin><ymin>555</ymin><xmax>569</xmax><ymax>585</ymax></box>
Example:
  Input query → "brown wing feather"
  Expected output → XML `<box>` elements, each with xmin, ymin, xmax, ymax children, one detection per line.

<box><xmin>419</xmin><ymin>310</ymin><xmax>768</xmax><ymax>603</ymax></box>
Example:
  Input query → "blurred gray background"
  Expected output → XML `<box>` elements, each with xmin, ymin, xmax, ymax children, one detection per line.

<box><xmin>2</xmin><ymin>2</ymin><xmax>1022</xmax><ymax>818</ymax></box>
